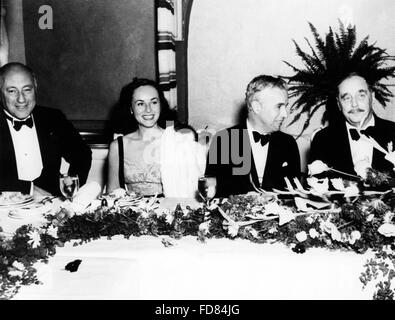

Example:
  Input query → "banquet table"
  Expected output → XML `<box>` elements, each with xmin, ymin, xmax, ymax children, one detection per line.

<box><xmin>0</xmin><ymin>194</ymin><xmax>380</xmax><ymax>300</ymax></box>
<box><xmin>12</xmin><ymin>235</ymin><xmax>374</xmax><ymax>300</ymax></box>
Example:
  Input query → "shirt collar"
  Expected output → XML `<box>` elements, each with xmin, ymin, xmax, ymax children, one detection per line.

<box><xmin>3</xmin><ymin>109</ymin><xmax>33</xmax><ymax>124</ymax></box>
<box><xmin>246</xmin><ymin>118</ymin><xmax>270</xmax><ymax>135</ymax></box>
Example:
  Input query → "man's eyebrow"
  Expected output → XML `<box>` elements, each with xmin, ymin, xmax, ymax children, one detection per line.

<box><xmin>358</xmin><ymin>89</ymin><xmax>368</xmax><ymax>94</ymax></box>
<box><xmin>339</xmin><ymin>93</ymin><xmax>350</xmax><ymax>99</ymax></box>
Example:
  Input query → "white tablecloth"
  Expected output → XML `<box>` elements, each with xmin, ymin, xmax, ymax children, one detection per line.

<box><xmin>13</xmin><ymin>235</ymin><xmax>374</xmax><ymax>300</ymax></box>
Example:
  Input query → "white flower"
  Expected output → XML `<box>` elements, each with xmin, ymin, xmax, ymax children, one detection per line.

<box><xmin>331</xmin><ymin>178</ymin><xmax>345</xmax><ymax>191</ymax></box>
<box><xmin>343</xmin><ymin>185</ymin><xmax>360</xmax><ymax>198</ymax></box>
<box><xmin>354</xmin><ymin>159</ymin><xmax>371</xmax><ymax>179</ymax></box>
<box><xmin>198</xmin><ymin>221</ymin><xmax>210</xmax><ymax>235</ymax></box>
<box><xmin>366</xmin><ymin>214</ymin><xmax>374</xmax><ymax>222</ymax></box>
<box><xmin>245</xmin><ymin>226</ymin><xmax>259</xmax><ymax>239</ymax></box>
<box><xmin>307</xmin><ymin>177</ymin><xmax>329</xmax><ymax>195</ymax></box>
<box><xmin>320</xmin><ymin>219</ymin><xmax>341</xmax><ymax>241</ymax></box>
<box><xmin>227</xmin><ymin>223</ymin><xmax>239</xmax><ymax>237</ymax></box>
<box><xmin>306</xmin><ymin>216</ymin><xmax>314</xmax><ymax>224</ymax></box>
<box><xmin>46</xmin><ymin>225</ymin><xmax>58</xmax><ymax>238</ymax></box>
<box><xmin>268</xmin><ymin>227</ymin><xmax>277</xmax><ymax>234</ymax></box>
<box><xmin>383</xmin><ymin>211</ymin><xmax>395</xmax><ymax>224</ymax></box>
<box><xmin>182</xmin><ymin>208</ymin><xmax>190</xmax><ymax>216</ymax></box>
<box><xmin>9</xmin><ymin>270</ymin><xmax>23</xmax><ymax>278</ymax></box>
<box><xmin>295</xmin><ymin>231</ymin><xmax>307</xmax><ymax>242</ymax></box>
<box><xmin>349</xmin><ymin>230</ymin><xmax>361</xmax><ymax>245</ymax></box>
<box><xmin>309</xmin><ymin>228</ymin><xmax>319</xmax><ymax>239</ymax></box>
<box><xmin>378</xmin><ymin>223</ymin><xmax>395</xmax><ymax>237</ymax></box>
<box><xmin>27</xmin><ymin>230</ymin><xmax>41</xmax><ymax>248</ymax></box>
<box><xmin>308</xmin><ymin>160</ymin><xmax>330</xmax><ymax>175</ymax></box>
<box><xmin>331</xmin><ymin>228</ymin><xmax>342</xmax><ymax>242</ymax></box>
<box><xmin>12</xmin><ymin>261</ymin><xmax>25</xmax><ymax>271</ymax></box>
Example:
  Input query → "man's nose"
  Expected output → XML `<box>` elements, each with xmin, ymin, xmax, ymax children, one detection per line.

<box><xmin>279</xmin><ymin>105</ymin><xmax>288</xmax><ymax>118</ymax></box>
<box><xmin>16</xmin><ymin>92</ymin><xmax>26</xmax><ymax>103</ymax></box>
<box><xmin>351</xmin><ymin>96</ymin><xmax>358</xmax><ymax>108</ymax></box>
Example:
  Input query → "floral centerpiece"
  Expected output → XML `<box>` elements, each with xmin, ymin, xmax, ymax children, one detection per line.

<box><xmin>2</xmin><ymin>163</ymin><xmax>395</xmax><ymax>300</ymax></box>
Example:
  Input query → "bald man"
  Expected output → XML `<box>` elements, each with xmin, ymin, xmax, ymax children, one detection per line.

<box><xmin>0</xmin><ymin>62</ymin><xmax>91</xmax><ymax>196</ymax></box>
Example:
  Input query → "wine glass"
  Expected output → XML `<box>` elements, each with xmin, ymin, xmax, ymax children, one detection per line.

<box><xmin>59</xmin><ymin>174</ymin><xmax>80</xmax><ymax>201</ymax></box>
<box><xmin>198</xmin><ymin>176</ymin><xmax>217</xmax><ymax>205</ymax></box>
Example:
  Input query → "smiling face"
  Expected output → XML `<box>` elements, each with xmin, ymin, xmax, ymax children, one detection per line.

<box><xmin>131</xmin><ymin>85</ymin><xmax>161</xmax><ymax>129</ymax></box>
<box><xmin>337</xmin><ymin>75</ymin><xmax>374</xmax><ymax>127</ymax></box>
<box><xmin>250</xmin><ymin>86</ymin><xmax>288</xmax><ymax>133</ymax></box>
<box><xmin>1</xmin><ymin>68</ymin><xmax>37</xmax><ymax>119</ymax></box>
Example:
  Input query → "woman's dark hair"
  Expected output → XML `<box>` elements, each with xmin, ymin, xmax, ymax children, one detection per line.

<box><xmin>109</xmin><ymin>77</ymin><xmax>177</xmax><ymax>135</ymax></box>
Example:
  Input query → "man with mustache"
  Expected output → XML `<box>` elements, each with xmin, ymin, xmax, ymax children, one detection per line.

<box><xmin>0</xmin><ymin>62</ymin><xmax>92</xmax><ymax>196</ymax></box>
<box><xmin>205</xmin><ymin>75</ymin><xmax>301</xmax><ymax>197</ymax></box>
<box><xmin>309</xmin><ymin>72</ymin><xmax>395</xmax><ymax>178</ymax></box>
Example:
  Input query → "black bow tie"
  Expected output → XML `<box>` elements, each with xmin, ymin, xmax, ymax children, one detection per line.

<box><xmin>4</xmin><ymin>113</ymin><xmax>34</xmax><ymax>131</ymax></box>
<box><xmin>252</xmin><ymin>131</ymin><xmax>271</xmax><ymax>147</ymax></box>
<box><xmin>349</xmin><ymin>126</ymin><xmax>375</xmax><ymax>141</ymax></box>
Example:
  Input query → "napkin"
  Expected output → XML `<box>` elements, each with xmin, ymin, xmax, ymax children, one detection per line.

<box><xmin>70</xmin><ymin>182</ymin><xmax>102</xmax><ymax>213</ymax></box>
<box><xmin>160</xmin><ymin>126</ymin><xmax>207</xmax><ymax>198</ymax></box>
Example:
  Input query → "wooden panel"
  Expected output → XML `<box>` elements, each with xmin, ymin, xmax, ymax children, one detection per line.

<box><xmin>22</xmin><ymin>0</ymin><xmax>156</xmax><ymax>132</ymax></box>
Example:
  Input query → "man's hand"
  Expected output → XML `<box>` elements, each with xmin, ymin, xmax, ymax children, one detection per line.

<box><xmin>33</xmin><ymin>185</ymin><xmax>53</xmax><ymax>198</ymax></box>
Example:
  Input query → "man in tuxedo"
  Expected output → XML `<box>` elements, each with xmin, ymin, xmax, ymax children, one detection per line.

<box><xmin>205</xmin><ymin>75</ymin><xmax>301</xmax><ymax>197</ymax></box>
<box><xmin>310</xmin><ymin>72</ymin><xmax>395</xmax><ymax>177</ymax></box>
<box><xmin>0</xmin><ymin>62</ymin><xmax>92</xmax><ymax>196</ymax></box>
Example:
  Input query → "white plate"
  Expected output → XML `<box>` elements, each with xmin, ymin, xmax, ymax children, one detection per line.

<box><xmin>0</xmin><ymin>192</ymin><xmax>34</xmax><ymax>207</ymax></box>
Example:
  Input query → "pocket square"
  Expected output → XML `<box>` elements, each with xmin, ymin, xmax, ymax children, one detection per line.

<box><xmin>282</xmin><ymin>162</ymin><xmax>288</xmax><ymax>167</ymax></box>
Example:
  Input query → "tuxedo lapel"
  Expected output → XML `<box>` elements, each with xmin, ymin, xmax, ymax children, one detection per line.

<box><xmin>0</xmin><ymin>111</ymin><xmax>18</xmax><ymax>178</ymax></box>
<box><xmin>236</xmin><ymin>123</ymin><xmax>260</xmax><ymax>190</ymax></box>
<box><xmin>32</xmin><ymin>107</ymin><xmax>53</xmax><ymax>172</ymax></box>
<box><xmin>371</xmin><ymin>116</ymin><xmax>394</xmax><ymax>171</ymax></box>
<box><xmin>336</xmin><ymin>123</ymin><xmax>355</xmax><ymax>174</ymax></box>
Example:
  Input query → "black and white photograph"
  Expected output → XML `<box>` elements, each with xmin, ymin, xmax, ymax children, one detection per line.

<box><xmin>1</xmin><ymin>0</ymin><xmax>395</xmax><ymax>305</ymax></box>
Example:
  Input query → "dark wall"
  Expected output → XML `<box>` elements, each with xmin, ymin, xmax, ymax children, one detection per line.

<box><xmin>22</xmin><ymin>0</ymin><xmax>156</xmax><ymax>131</ymax></box>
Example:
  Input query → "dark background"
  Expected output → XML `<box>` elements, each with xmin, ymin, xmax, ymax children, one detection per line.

<box><xmin>22</xmin><ymin>0</ymin><xmax>156</xmax><ymax>135</ymax></box>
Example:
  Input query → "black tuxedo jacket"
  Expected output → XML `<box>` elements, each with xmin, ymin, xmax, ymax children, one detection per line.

<box><xmin>0</xmin><ymin>106</ymin><xmax>92</xmax><ymax>195</ymax></box>
<box><xmin>309</xmin><ymin>115</ymin><xmax>395</xmax><ymax>176</ymax></box>
<box><xmin>205</xmin><ymin>123</ymin><xmax>301</xmax><ymax>197</ymax></box>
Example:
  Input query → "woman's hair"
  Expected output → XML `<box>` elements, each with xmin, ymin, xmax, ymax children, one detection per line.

<box><xmin>110</xmin><ymin>77</ymin><xmax>177</xmax><ymax>135</ymax></box>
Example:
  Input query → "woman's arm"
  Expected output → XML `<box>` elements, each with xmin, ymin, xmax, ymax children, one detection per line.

<box><xmin>107</xmin><ymin>139</ymin><xmax>120</xmax><ymax>193</ymax></box>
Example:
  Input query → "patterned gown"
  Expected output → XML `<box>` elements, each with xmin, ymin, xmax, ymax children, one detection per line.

<box><xmin>123</xmin><ymin>136</ymin><xmax>163</xmax><ymax>196</ymax></box>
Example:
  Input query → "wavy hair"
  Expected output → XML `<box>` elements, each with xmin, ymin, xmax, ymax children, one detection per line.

<box><xmin>110</xmin><ymin>77</ymin><xmax>177</xmax><ymax>135</ymax></box>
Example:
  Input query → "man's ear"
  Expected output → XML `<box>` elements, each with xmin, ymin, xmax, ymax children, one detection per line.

<box><xmin>250</xmin><ymin>100</ymin><xmax>261</xmax><ymax>114</ymax></box>
<box><xmin>336</xmin><ymin>97</ymin><xmax>342</xmax><ymax>111</ymax></box>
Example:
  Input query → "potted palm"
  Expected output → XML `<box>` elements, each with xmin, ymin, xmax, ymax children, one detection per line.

<box><xmin>284</xmin><ymin>21</ymin><xmax>395</xmax><ymax>136</ymax></box>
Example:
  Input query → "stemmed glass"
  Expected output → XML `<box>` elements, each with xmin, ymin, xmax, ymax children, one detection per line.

<box><xmin>59</xmin><ymin>174</ymin><xmax>80</xmax><ymax>201</ymax></box>
<box><xmin>198</xmin><ymin>175</ymin><xmax>217</xmax><ymax>206</ymax></box>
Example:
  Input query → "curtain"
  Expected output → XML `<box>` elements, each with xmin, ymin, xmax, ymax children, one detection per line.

<box><xmin>156</xmin><ymin>0</ymin><xmax>177</xmax><ymax>109</ymax></box>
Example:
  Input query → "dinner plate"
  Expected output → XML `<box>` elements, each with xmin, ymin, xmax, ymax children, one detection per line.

<box><xmin>0</xmin><ymin>192</ymin><xmax>35</xmax><ymax>208</ymax></box>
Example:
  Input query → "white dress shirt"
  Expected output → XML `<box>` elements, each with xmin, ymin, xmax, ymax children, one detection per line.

<box><xmin>345</xmin><ymin>116</ymin><xmax>375</xmax><ymax>167</ymax></box>
<box><xmin>4</xmin><ymin>110</ymin><xmax>43</xmax><ymax>183</ymax></box>
<box><xmin>246</xmin><ymin>119</ymin><xmax>269</xmax><ymax>185</ymax></box>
